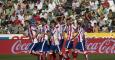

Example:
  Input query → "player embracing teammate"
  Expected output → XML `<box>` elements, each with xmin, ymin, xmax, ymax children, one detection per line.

<box><xmin>28</xmin><ymin>16</ymin><xmax>88</xmax><ymax>60</ymax></box>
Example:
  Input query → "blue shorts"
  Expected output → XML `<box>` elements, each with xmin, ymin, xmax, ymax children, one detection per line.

<box><xmin>76</xmin><ymin>40</ymin><xmax>86</xmax><ymax>51</ymax></box>
<box><xmin>28</xmin><ymin>43</ymin><xmax>39</xmax><ymax>51</ymax></box>
<box><xmin>40</xmin><ymin>40</ymin><xmax>50</xmax><ymax>52</ymax></box>
<box><xmin>50</xmin><ymin>45</ymin><xmax>57</xmax><ymax>51</ymax></box>
<box><xmin>50</xmin><ymin>39</ymin><xmax>64</xmax><ymax>52</ymax></box>
<box><xmin>35</xmin><ymin>42</ymin><xmax>42</xmax><ymax>51</ymax></box>
<box><xmin>65</xmin><ymin>40</ymin><xmax>73</xmax><ymax>49</ymax></box>
<box><xmin>59</xmin><ymin>39</ymin><xmax>64</xmax><ymax>50</ymax></box>
<box><xmin>50</xmin><ymin>45</ymin><xmax>60</xmax><ymax>52</ymax></box>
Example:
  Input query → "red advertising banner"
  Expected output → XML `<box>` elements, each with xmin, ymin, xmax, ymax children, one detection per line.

<box><xmin>0</xmin><ymin>38</ymin><xmax>115</xmax><ymax>54</ymax></box>
<box><xmin>86</xmin><ymin>38</ymin><xmax>115</xmax><ymax>54</ymax></box>
<box><xmin>0</xmin><ymin>39</ymin><xmax>31</xmax><ymax>54</ymax></box>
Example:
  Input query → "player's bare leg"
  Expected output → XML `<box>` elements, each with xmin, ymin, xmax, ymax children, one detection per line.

<box><xmin>52</xmin><ymin>52</ymin><xmax>56</xmax><ymax>60</ymax></box>
<box><xmin>48</xmin><ymin>53</ymin><xmax>53</xmax><ymax>60</ymax></box>
<box><xmin>72</xmin><ymin>51</ymin><xmax>78</xmax><ymax>60</ymax></box>
<box><xmin>39</xmin><ymin>52</ymin><xmax>46</xmax><ymax>60</ymax></box>
<box><xmin>64</xmin><ymin>50</ymin><xmax>70</xmax><ymax>60</ymax></box>
<box><xmin>47</xmin><ymin>52</ymin><xmax>56</xmax><ymax>60</ymax></box>
<box><xmin>59</xmin><ymin>52</ymin><xmax>63</xmax><ymax>60</ymax></box>
<box><xmin>83</xmin><ymin>51</ymin><xmax>88</xmax><ymax>60</ymax></box>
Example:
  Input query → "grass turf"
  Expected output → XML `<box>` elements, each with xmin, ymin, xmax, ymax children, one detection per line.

<box><xmin>0</xmin><ymin>54</ymin><xmax>115</xmax><ymax>60</ymax></box>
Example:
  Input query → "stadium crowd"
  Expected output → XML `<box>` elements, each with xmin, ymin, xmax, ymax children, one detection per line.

<box><xmin>0</xmin><ymin>0</ymin><xmax>115</xmax><ymax>34</ymax></box>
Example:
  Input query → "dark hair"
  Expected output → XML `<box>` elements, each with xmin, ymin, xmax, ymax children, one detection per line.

<box><xmin>0</xmin><ymin>3</ymin><xmax>2</xmax><ymax>6</ymax></box>
<box><xmin>16</xmin><ymin>16</ymin><xmax>18</xmax><ymax>18</ymax></box>
<box><xmin>56</xmin><ymin>16</ymin><xmax>62</xmax><ymax>22</ymax></box>
<box><xmin>50</xmin><ymin>20</ymin><xmax>56</xmax><ymax>24</ymax></box>
<box><xmin>86</xmin><ymin>8</ymin><xmax>89</xmax><ymax>13</ymax></box>
<box><xmin>26</xmin><ymin>4</ymin><xmax>30</xmax><ymax>9</ymax></box>
<box><xmin>34</xmin><ymin>6</ymin><xmax>37</xmax><ymax>9</ymax></box>
<box><xmin>77</xmin><ymin>22</ymin><xmax>82</xmax><ymax>26</ymax></box>
<box><xmin>109</xmin><ymin>9</ymin><xmax>112</xmax><ymax>12</ymax></box>
<box><xmin>41</xmin><ymin>18</ymin><xmax>47</xmax><ymax>23</ymax></box>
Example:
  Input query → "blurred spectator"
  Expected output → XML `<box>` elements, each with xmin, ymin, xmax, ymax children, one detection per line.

<box><xmin>90</xmin><ymin>18</ymin><xmax>97</xmax><ymax>27</ymax></box>
<box><xmin>93</xmin><ymin>23</ymin><xmax>99</xmax><ymax>33</ymax></box>
<box><xmin>111</xmin><ymin>18</ymin><xmax>115</xmax><ymax>32</ymax></box>
<box><xmin>90</xmin><ymin>0</ymin><xmax>98</xmax><ymax>11</ymax></box>
<box><xmin>106</xmin><ymin>18</ymin><xmax>112</xmax><ymax>32</ymax></box>
<box><xmin>0</xmin><ymin>25</ymin><xmax>9</xmax><ymax>34</ymax></box>
<box><xmin>98</xmin><ymin>16</ymin><xmax>106</xmax><ymax>31</ymax></box>
<box><xmin>5</xmin><ymin>0</ymin><xmax>14</xmax><ymax>16</ymax></box>
<box><xmin>24</xmin><ymin>12</ymin><xmax>32</xmax><ymax>21</ymax></box>
<box><xmin>15</xmin><ymin>4</ymin><xmax>23</xmax><ymax>15</ymax></box>
<box><xmin>85</xmin><ymin>22</ymin><xmax>93</xmax><ymax>33</ymax></box>
<box><xmin>17</xmin><ymin>11</ymin><xmax>25</xmax><ymax>26</ymax></box>
<box><xmin>102</xmin><ymin>0</ymin><xmax>109</xmax><ymax>8</ymax></box>
<box><xmin>0</xmin><ymin>2</ymin><xmax>3</xmax><ymax>14</ymax></box>
<box><xmin>108</xmin><ymin>9</ymin><xmax>114</xmax><ymax>19</ymax></box>
<box><xmin>0</xmin><ymin>0</ymin><xmax>115</xmax><ymax>34</ymax></box>
<box><xmin>18</xmin><ymin>24</ymin><xmax>24</xmax><ymax>34</ymax></box>
<box><xmin>102</xmin><ymin>25</ymin><xmax>109</xmax><ymax>32</ymax></box>
<box><xmin>10</xmin><ymin>13</ymin><xmax>16</xmax><ymax>22</ymax></box>
<box><xmin>72</xmin><ymin>0</ymin><xmax>80</xmax><ymax>11</ymax></box>
<box><xmin>10</xmin><ymin>23</ymin><xmax>19</xmax><ymax>34</ymax></box>
<box><xmin>13</xmin><ymin>16</ymin><xmax>21</xmax><ymax>26</ymax></box>
<box><xmin>33</xmin><ymin>12</ymin><xmax>41</xmax><ymax>24</ymax></box>
<box><xmin>0</xmin><ymin>26</ymin><xmax>5</xmax><ymax>34</ymax></box>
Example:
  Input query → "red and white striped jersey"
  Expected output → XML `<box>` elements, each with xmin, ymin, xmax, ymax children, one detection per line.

<box><xmin>28</xmin><ymin>25</ymin><xmax>38</xmax><ymax>43</ymax></box>
<box><xmin>55</xmin><ymin>23</ymin><xmax>63</xmax><ymax>40</ymax></box>
<box><xmin>43</xmin><ymin>24</ymin><xmax>49</xmax><ymax>40</ymax></box>
<box><xmin>77</xmin><ymin>27</ymin><xmax>85</xmax><ymax>42</ymax></box>
<box><xmin>37</xmin><ymin>24</ymin><xmax>43</xmax><ymax>42</ymax></box>
<box><xmin>65</xmin><ymin>24</ymin><xmax>76</xmax><ymax>40</ymax></box>
<box><xmin>52</xmin><ymin>26</ymin><xmax>60</xmax><ymax>45</ymax></box>
<box><xmin>50</xmin><ymin>27</ymin><xmax>56</xmax><ymax>45</ymax></box>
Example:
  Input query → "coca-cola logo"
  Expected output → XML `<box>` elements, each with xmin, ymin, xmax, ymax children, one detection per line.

<box><xmin>11</xmin><ymin>40</ymin><xmax>31</xmax><ymax>54</ymax></box>
<box><xmin>10</xmin><ymin>38</ymin><xmax>115</xmax><ymax>54</ymax></box>
<box><xmin>87</xmin><ymin>38</ymin><xmax>115</xmax><ymax>54</ymax></box>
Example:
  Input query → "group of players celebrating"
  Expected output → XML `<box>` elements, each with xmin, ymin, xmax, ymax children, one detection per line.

<box><xmin>28</xmin><ymin>16</ymin><xmax>88</xmax><ymax>60</ymax></box>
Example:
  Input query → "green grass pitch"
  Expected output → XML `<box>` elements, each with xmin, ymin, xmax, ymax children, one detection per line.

<box><xmin>0</xmin><ymin>54</ymin><xmax>115</xmax><ymax>60</ymax></box>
